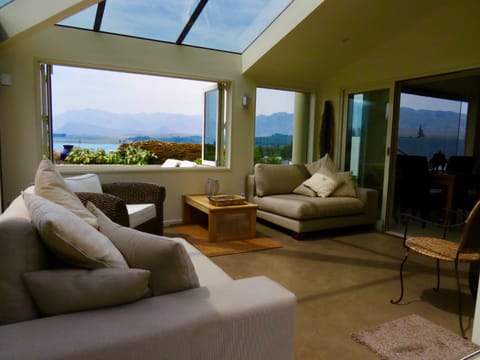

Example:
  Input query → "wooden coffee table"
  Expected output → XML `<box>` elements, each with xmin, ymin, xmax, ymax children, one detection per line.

<box><xmin>183</xmin><ymin>194</ymin><xmax>258</xmax><ymax>242</ymax></box>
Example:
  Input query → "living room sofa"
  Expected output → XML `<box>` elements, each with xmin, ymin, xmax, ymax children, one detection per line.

<box><xmin>0</xmin><ymin>160</ymin><xmax>296</xmax><ymax>360</ymax></box>
<box><xmin>246</xmin><ymin>161</ymin><xmax>378</xmax><ymax>237</ymax></box>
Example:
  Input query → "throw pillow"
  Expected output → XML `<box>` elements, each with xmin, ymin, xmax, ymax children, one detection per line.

<box><xmin>331</xmin><ymin>171</ymin><xmax>357</xmax><ymax>197</ymax></box>
<box><xmin>34</xmin><ymin>158</ymin><xmax>98</xmax><ymax>228</ymax></box>
<box><xmin>292</xmin><ymin>183</ymin><xmax>317</xmax><ymax>197</ymax></box>
<box><xmin>23</xmin><ymin>193</ymin><xmax>128</xmax><ymax>269</ymax></box>
<box><xmin>305</xmin><ymin>153</ymin><xmax>339</xmax><ymax>175</ymax></box>
<box><xmin>303</xmin><ymin>167</ymin><xmax>342</xmax><ymax>198</ymax></box>
<box><xmin>23</xmin><ymin>268</ymin><xmax>150</xmax><ymax>316</ymax></box>
<box><xmin>88</xmin><ymin>203</ymin><xmax>200</xmax><ymax>295</ymax></box>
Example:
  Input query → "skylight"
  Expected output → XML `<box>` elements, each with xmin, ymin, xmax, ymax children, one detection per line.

<box><xmin>57</xmin><ymin>0</ymin><xmax>293</xmax><ymax>54</ymax></box>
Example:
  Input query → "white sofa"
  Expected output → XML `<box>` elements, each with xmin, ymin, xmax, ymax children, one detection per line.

<box><xmin>0</xmin><ymin>190</ymin><xmax>296</xmax><ymax>359</ymax></box>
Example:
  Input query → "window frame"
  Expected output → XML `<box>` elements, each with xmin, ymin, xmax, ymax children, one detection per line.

<box><xmin>38</xmin><ymin>61</ymin><xmax>231</xmax><ymax>170</ymax></box>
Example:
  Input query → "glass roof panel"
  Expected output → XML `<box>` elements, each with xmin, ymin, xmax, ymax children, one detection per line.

<box><xmin>58</xmin><ymin>3</ymin><xmax>97</xmax><ymax>29</ymax></box>
<box><xmin>56</xmin><ymin>0</ymin><xmax>293</xmax><ymax>53</ymax></box>
<box><xmin>101</xmin><ymin>0</ymin><xmax>199</xmax><ymax>43</ymax></box>
<box><xmin>183</xmin><ymin>0</ymin><xmax>293</xmax><ymax>53</ymax></box>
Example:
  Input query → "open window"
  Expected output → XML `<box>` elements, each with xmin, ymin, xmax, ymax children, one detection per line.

<box><xmin>38</xmin><ymin>63</ymin><xmax>229</xmax><ymax>168</ymax></box>
<box><xmin>202</xmin><ymin>83</ymin><xmax>226</xmax><ymax>167</ymax></box>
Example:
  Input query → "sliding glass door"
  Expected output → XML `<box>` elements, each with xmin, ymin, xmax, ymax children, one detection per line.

<box><xmin>345</xmin><ymin>89</ymin><xmax>390</xmax><ymax>224</ymax></box>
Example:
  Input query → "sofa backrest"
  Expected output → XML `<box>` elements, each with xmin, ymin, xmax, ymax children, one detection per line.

<box><xmin>254</xmin><ymin>164</ymin><xmax>310</xmax><ymax>197</ymax></box>
<box><xmin>0</xmin><ymin>218</ymin><xmax>52</xmax><ymax>325</ymax></box>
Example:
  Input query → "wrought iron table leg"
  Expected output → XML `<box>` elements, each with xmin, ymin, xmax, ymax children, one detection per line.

<box><xmin>391</xmin><ymin>250</ymin><xmax>409</xmax><ymax>304</ymax></box>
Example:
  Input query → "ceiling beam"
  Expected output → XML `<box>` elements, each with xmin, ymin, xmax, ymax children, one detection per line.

<box><xmin>0</xmin><ymin>0</ymin><xmax>100</xmax><ymax>48</ymax></box>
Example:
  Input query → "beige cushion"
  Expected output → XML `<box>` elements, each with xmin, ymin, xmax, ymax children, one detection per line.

<box><xmin>23</xmin><ymin>193</ymin><xmax>128</xmax><ymax>269</ymax></box>
<box><xmin>34</xmin><ymin>159</ymin><xmax>98</xmax><ymax>228</ymax></box>
<box><xmin>23</xmin><ymin>268</ymin><xmax>150</xmax><ymax>316</ymax></box>
<box><xmin>64</xmin><ymin>173</ymin><xmax>103</xmax><ymax>193</ymax></box>
<box><xmin>254</xmin><ymin>194</ymin><xmax>365</xmax><ymax>220</ymax></box>
<box><xmin>303</xmin><ymin>167</ymin><xmax>342</xmax><ymax>198</ymax></box>
<box><xmin>88</xmin><ymin>203</ymin><xmax>199</xmax><ymax>295</ymax></box>
<box><xmin>331</xmin><ymin>171</ymin><xmax>357</xmax><ymax>197</ymax></box>
<box><xmin>0</xmin><ymin>218</ymin><xmax>49</xmax><ymax>325</ymax></box>
<box><xmin>254</xmin><ymin>163</ymin><xmax>309</xmax><ymax>197</ymax></box>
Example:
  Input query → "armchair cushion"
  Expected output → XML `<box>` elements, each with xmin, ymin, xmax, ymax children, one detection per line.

<box><xmin>23</xmin><ymin>193</ymin><xmax>128</xmax><ymax>269</ymax></box>
<box><xmin>23</xmin><ymin>268</ymin><xmax>150</xmax><ymax>317</ymax></box>
<box><xmin>127</xmin><ymin>204</ymin><xmax>156</xmax><ymax>228</ymax></box>
<box><xmin>34</xmin><ymin>159</ymin><xmax>98</xmax><ymax>228</ymax></box>
<box><xmin>64</xmin><ymin>173</ymin><xmax>103</xmax><ymax>193</ymax></box>
<box><xmin>88</xmin><ymin>203</ymin><xmax>199</xmax><ymax>295</ymax></box>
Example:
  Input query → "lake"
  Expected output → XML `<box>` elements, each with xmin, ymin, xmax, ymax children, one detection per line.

<box><xmin>53</xmin><ymin>143</ymin><xmax>120</xmax><ymax>152</ymax></box>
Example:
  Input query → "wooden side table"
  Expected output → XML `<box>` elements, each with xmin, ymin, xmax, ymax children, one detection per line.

<box><xmin>183</xmin><ymin>194</ymin><xmax>258</xmax><ymax>242</ymax></box>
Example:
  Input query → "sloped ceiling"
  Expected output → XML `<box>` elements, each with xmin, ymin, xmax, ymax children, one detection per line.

<box><xmin>243</xmin><ymin>0</ymin><xmax>442</xmax><ymax>88</ymax></box>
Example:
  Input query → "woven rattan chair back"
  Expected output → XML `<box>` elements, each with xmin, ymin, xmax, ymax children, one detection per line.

<box><xmin>459</xmin><ymin>200</ymin><xmax>480</xmax><ymax>253</ymax></box>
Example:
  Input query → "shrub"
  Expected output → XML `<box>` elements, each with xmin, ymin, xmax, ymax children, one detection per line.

<box><xmin>64</xmin><ymin>146</ymin><xmax>157</xmax><ymax>165</ymax></box>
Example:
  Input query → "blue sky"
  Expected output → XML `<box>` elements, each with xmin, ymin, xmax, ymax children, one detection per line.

<box><xmin>52</xmin><ymin>65</ymin><xmax>295</xmax><ymax>116</ymax></box>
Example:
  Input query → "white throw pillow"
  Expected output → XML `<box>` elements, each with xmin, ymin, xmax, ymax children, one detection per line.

<box><xmin>303</xmin><ymin>167</ymin><xmax>342</xmax><ymax>198</ymax></box>
<box><xmin>34</xmin><ymin>158</ymin><xmax>98</xmax><ymax>228</ymax></box>
<box><xmin>331</xmin><ymin>171</ymin><xmax>357</xmax><ymax>197</ymax></box>
<box><xmin>64</xmin><ymin>173</ymin><xmax>103</xmax><ymax>193</ymax></box>
<box><xmin>23</xmin><ymin>193</ymin><xmax>128</xmax><ymax>269</ymax></box>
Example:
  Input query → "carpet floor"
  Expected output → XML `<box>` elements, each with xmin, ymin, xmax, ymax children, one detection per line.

<box><xmin>165</xmin><ymin>222</ymin><xmax>477</xmax><ymax>359</ymax></box>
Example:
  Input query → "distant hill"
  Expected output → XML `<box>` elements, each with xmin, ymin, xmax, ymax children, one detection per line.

<box><xmin>398</xmin><ymin>107</ymin><xmax>467</xmax><ymax>138</ymax></box>
<box><xmin>53</xmin><ymin>109</ymin><xmax>295</xmax><ymax>137</ymax></box>
<box><xmin>54</xmin><ymin>109</ymin><xmax>203</xmax><ymax>136</ymax></box>
<box><xmin>53</xmin><ymin>107</ymin><xmax>465</xmax><ymax>144</ymax></box>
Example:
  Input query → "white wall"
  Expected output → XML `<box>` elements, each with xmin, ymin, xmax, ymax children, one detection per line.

<box><xmin>0</xmin><ymin>26</ymin><xmax>257</xmax><ymax>223</ymax></box>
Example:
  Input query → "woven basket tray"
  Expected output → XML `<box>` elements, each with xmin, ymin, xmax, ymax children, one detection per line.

<box><xmin>209</xmin><ymin>194</ymin><xmax>246</xmax><ymax>206</ymax></box>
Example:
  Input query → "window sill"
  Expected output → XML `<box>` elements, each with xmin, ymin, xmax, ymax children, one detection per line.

<box><xmin>57</xmin><ymin>164</ymin><xmax>230</xmax><ymax>175</ymax></box>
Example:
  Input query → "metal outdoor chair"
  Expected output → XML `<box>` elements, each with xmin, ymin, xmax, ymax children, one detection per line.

<box><xmin>390</xmin><ymin>200</ymin><xmax>480</xmax><ymax>338</ymax></box>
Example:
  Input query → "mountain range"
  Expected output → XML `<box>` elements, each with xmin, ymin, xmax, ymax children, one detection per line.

<box><xmin>53</xmin><ymin>107</ymin><xmax>466</xmax><ymax>139</ymax></box>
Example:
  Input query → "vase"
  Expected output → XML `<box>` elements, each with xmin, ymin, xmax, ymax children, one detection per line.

<box><xmin>205</xmin><ymin>178</ymin><xmax>219</xmax><ymax>197</ymax></box>
<box><xmin>60</xmin><ymin>144</ymin><xmax>74</xmax><ymax>160</ymax></box>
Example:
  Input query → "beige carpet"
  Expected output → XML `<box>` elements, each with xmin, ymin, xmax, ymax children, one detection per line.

<box><xmin>351</xmin><ymin>314</ymin><xmax>479</xmax><ymax>360</ymax></box>
<box><xmin>171</xmin><ymin>224</ymin><xmax>281</xmax><ymax>257</ymax></box>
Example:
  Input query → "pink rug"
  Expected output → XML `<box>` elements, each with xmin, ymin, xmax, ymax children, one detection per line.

<box><xmin>351</xmin><ymin>314</ymin><xmax>480</xmax><ymax>360</ymax></box>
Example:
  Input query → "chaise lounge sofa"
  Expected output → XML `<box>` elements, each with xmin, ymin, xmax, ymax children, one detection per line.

<box><xmin>0</xmin><ymin>160</ymin><xmax>296</xmax><ymax>360</ymax></box>
<box><xmin>246</xmin><ymin>159</ymin><xmax>378</xmax><ymax>237</ymax></box>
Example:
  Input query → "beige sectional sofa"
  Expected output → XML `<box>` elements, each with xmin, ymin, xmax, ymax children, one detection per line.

<box><xmin>246</xmin><ymin>161</ymin><xmax>378</xmax><ymax>237</ymax></box>
<box><xmin>0</xmin><ymin>159</ymin><xmax>296</xmax><ymax>359</ymax></box>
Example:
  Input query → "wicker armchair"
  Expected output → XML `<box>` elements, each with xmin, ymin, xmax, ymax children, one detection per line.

<box><xmin>76</xmin><ymin>182</ymin><xmax>165</xmax><ymax>235</ymax></box>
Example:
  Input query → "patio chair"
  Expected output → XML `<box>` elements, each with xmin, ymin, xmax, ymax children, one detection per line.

<box><xmin>390</xmin><ymin>200</ymin><xmax>480</xmax><ymax>338</ymax></box>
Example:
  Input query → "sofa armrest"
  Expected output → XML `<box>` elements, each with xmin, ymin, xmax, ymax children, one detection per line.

<box><xmin>356</xmin><ymin>187</ymin><xmax>379</xmax><ymax>224</ymax></box>
<box><xmin>0</xmin><ymin>276</ymin><xmax>296</xmax><ymax>360</ymax></box>
<box><xmin>76</xmin><ymin>192</ymin><xmax>129</xmax><ymax>227</ymax></box>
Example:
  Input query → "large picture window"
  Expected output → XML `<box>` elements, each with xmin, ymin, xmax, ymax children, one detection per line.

<box><xmin>39</xmin><ymin>63</ymin><xmax>228</xmax><ymax>167</ymax></box>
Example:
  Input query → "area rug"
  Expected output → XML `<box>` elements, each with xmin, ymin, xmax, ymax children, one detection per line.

<box><xmin>171</xmin><ymin>224</ymin><xmax>282</xmax><ymax>257</ymax></box>
<box><xmin>351</xmin><ymin>314</ymin><xmax>479</xmax><ymax>360</ymax></box>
